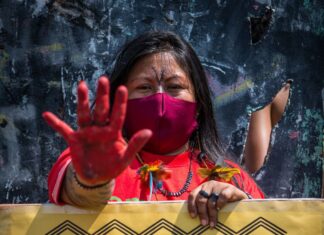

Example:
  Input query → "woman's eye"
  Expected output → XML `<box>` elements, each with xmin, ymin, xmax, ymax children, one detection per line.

<box><xmin>137</xmin><ymin>84</ymin><xmax>152</xmax><ymax>91</ymax></box>
<box><xmin>166</xmin><ymin>84</ymin><xmax>183</xmax><ymax>90</ymax></box>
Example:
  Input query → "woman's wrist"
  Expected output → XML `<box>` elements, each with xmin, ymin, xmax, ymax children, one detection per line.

<box><xmin>62</xmin><ymin>163</ymin><xmax>115</xmax><ymax>207</ymax></box>
<box><xmin>243</xmin><ymin>191</ymin><xmax>253</xmax><ymax>199</ymax></box>
<box><xmin>69</xmin><ymin>162</ymin><xmax>111</xmax><ymax>188</ymax></box>
<box><xmin>72</xmin><ymin>170</ymin><xmax>111</xmax><ymax>190</ymax></box>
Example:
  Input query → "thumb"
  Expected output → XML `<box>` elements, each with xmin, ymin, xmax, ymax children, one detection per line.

<box><xmin>42</xmin><ymin>111</ymin><xmax>74</xmax><ymax>143</ymax></box>
<box><xmin>123</xmin><ymin>129</ymin><xmax>152</xmax><ymax>164</ymax></box>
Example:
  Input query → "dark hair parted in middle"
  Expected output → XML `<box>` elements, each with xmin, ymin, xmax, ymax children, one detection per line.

<box><xmin>109</xmin><ymin>31</ymin><xmax>224</xmax><ymax>164</ymax></box>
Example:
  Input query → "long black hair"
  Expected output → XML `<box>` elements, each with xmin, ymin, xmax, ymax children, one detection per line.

<box><xmin>109</xmin><ymin>31</ymin><xmax>224</xmax><ymax>164</ymax></box>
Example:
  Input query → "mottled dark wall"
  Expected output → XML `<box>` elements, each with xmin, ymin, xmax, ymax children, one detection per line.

<box><xmin>0</xmin><ymin>0</ymin><xmax>323</xmax><ymax>203</ymax></box>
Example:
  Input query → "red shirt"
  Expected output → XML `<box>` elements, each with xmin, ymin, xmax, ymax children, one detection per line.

<box><xmin>48</xmin><ymin>149</ymin><xmax>264</xmax><ymax>204</ymax></box>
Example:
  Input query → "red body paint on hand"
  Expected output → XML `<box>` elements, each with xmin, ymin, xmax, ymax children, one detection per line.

<box><xmin>43</xmin><ymin>76</ymin><xmax>152</xmax><ymax>185</ymax></box>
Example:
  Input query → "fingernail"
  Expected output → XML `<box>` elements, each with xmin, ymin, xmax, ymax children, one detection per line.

<box><xmin>201</xmin><ymin>219</ymin><xmax>207</xmax><ymax>226</ymax></box>
<box><xmin>190</xmin><ymin>213</ymin><xmax>196</xmax><ymax>218</ymax></box>
<box><xmin>209</xmin><ymin>222</ymin><xmax>215</xmax><ymax>228</ymax></box>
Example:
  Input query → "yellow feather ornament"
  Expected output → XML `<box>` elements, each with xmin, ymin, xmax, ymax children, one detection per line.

<box><xmin>198</xmin><ymin>165</ymin><xmax>240</xmax><ymax>182</ymax></box>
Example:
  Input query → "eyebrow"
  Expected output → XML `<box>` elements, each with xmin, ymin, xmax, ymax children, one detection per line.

<box><xmin>162</xmin><ymin>75</ymin><xmax>186</xmax><ymax>82</ymax></box>
<box><xmin>127</xmin><ymin>67</ymin><xmax>186</xmax><ymax>83</ymax></box>
<box><xmin>126</xmin><ymin>66</ymin><xmax>158</xmax><ymax>83</ymax></box>
<box><xmin>127</xmin><ymin>75</ymin><xmax>184</xmax><ymax>85</ymax></box>
<box><xmin>127</xmin><ymin>76</ymin><xmax>153</xmax><ymax>84</ymax></box>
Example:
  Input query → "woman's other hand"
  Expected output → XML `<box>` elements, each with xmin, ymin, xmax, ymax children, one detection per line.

<box><xmin>43</xmin><ymin>76</ymin><xmax>152</xmax><ymax>186</ymax></box>
<box><xmin>188</xmin><ymin>181</ymin><xmax>248</xmax><ymax>228</ymax></box>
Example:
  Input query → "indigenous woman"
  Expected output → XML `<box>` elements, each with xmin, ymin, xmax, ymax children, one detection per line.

<box><xmin>44</xmin><ymin>31</ymin><xmax>264</xmax><ymax>228</ymax></box>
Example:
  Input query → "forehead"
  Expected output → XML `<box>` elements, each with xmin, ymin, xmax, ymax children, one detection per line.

<box><xmin>127</xmin><ymin>52</ymin><xmax>189</xmax><ymax>79</ymax></box>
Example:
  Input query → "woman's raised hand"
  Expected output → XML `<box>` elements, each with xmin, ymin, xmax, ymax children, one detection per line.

<box><xmin>43</xmin><ymin>76</ymin><xmax>152</xmax><ymax>185</ymax></box>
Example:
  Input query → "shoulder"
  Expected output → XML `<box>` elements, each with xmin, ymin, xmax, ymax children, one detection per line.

<box><xmin>224</xmin><ymin>159</ymin><xmax>253</xmax><ymax>181</ymax></box>
<box><xmin>224</xmin><ymin>159</ymin><xmax>241</xmax><ymax>168</ymax></box>
<box><xmin>224</xmin><ymin>160</ymin><xmax>265</xmax><ymax>199</ymax></box>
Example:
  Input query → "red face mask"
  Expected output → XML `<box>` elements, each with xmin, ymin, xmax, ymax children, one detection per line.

<box><xmin>124</xmin><ymin>93</ymin><xmax>198</xmax><ymax>154</ymax></box>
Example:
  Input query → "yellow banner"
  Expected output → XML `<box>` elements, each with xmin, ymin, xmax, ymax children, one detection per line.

<box><xmin>0</xmin><ymin>199</ymin><xmax>323</xmax><ymax>235</ymax></box>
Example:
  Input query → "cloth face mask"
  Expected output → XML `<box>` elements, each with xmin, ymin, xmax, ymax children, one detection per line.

<box><xmin>124</xmin><ymin>93</ymin><xmax>198</xmax><ymax>155</ymax></box>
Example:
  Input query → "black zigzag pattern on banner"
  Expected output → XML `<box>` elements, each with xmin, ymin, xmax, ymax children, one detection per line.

<box><xmin>216</xmin><ymin>222</ymin><xmax>237</xmax><ymax>235</ymax></box>
<box><xmin>188</xmin><ymin>221</ymin><xmax>236</xmax><ymax>235</ymax></box>
<box><xmin>93</xmin><ymin>219</ymin><xmax>137</xmax><ymax>235</ymax></box>
<box><xmin>46</xmin><ymin>216</ymin><xmax>287</xmax><ymax>235</ymax></box>
<box><xmin>237</xmin><ymin>217</ymin><xmax>287</xmax><ymax>235</ymax></box>
<box><xmin>46</xmin><ymin>220</ymin><xmax>89</xmax><ymax>235</ymax></box>
<box><xmin>139</xmin><ymin>218</ymin><xmax>187</xmax><ymax>235</ymax></box>
<box><xmin>187</xmin><ymin>217</ymin><xmax>287</xmax><ymax>235</ymax></box>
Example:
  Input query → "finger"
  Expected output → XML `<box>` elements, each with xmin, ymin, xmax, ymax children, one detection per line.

<box><xmin>42</xmin><ymin>112</ymin><xmax>74</xmax><ymax>142</ymax></box>
<box><xmin>187</xmin><ymin>188</ymin><xmax>199</xmax><ymax>219</ymax></box>
<box><xmin>216</xmin><ymin>187</ymin><xmax>231</xmax><ymax>210</ymax></box>
<box><xmin>93</xmin><ymin>76</ymin><xmax>110</xmax><ymax>125</ymax></box>
<box><xmin>77</xmin><ymin>81</ymin><xmax>92</xmax><ymax>127</ymax></box>
<box><xmin>195</xmin><ymin>187</ymin><xmax>211</xmax><ymax>226</ymax></box>
<box><xmin>123</xmin><ymin>129</ymin><xmax>152</xmax><ymax>167</ymax></box>
<box><xmin>110</xmin><ymin>86</ymin><xmax>128</xmax><ymax>135</ymax></box>
<box><xmin>218</xmin><ymin>186</ymin><xmax>248</xmax><ymax>209</ymax></box>
<box><xmin>207</xmin><ymin>191</ymin><xmax>219</xmax><ymax>228</ymax></box>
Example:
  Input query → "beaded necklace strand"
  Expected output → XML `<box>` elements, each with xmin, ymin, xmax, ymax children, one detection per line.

<box><xmin>136</xmin><ymin>149</ymin><xmax>193</xmax><ymax>200</ymax></box>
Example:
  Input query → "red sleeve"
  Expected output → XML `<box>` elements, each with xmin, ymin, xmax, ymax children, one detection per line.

<box><xmin>225</xmin><ymin>160</ymin><xmax>265</xmax><ymax>199</ymax></box>
<box><xmin>48</xmin><ymin>148</ymin><xmax>72</xmax><ymax>204</ymax></box>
